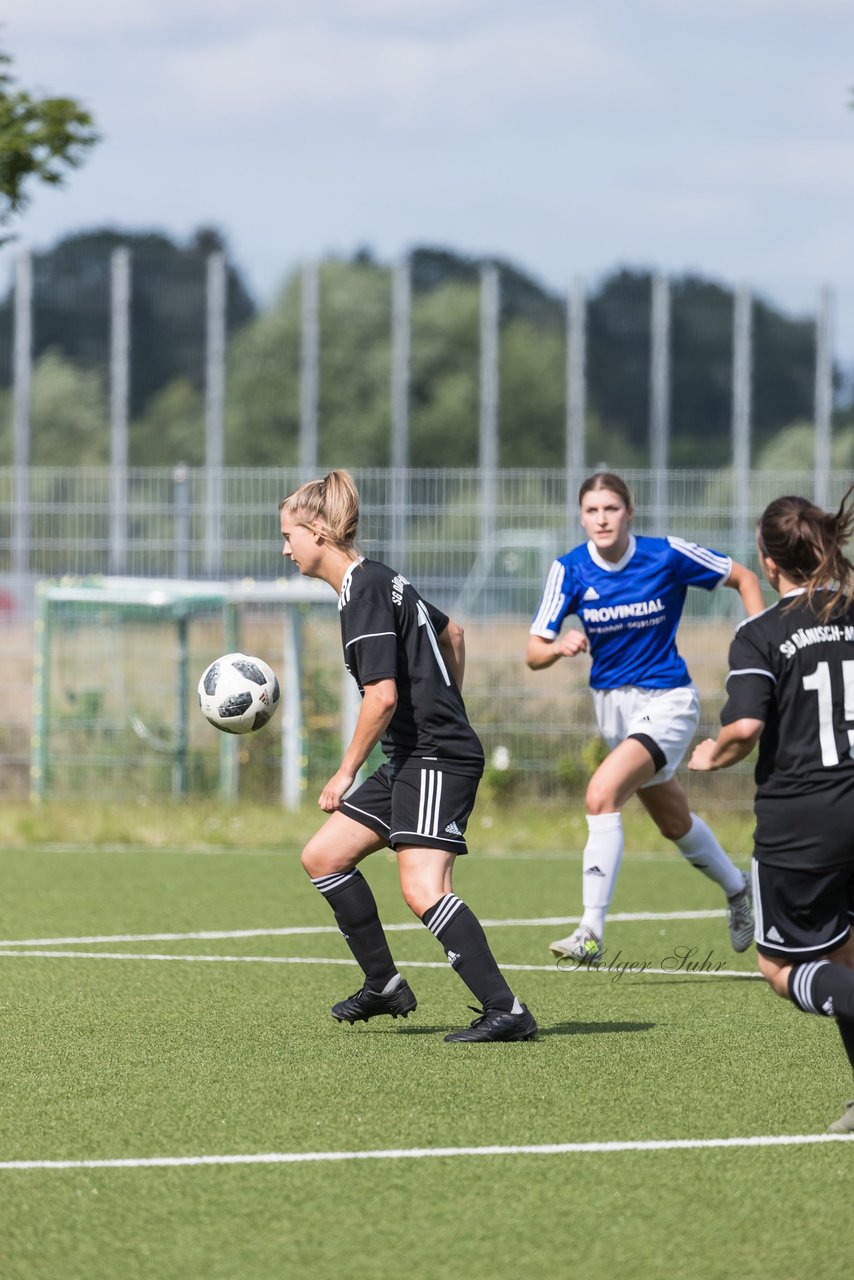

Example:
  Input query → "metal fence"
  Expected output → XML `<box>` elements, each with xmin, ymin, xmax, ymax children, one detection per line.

<box><xmin>3</xmin><ymin>464</ymin><xmax>852</xmax><ymax>614</ymax></box>
<box><xmin>2</xmin><ymin>464</ymin><xmax>852</xmax><ymax>809</ymax></box>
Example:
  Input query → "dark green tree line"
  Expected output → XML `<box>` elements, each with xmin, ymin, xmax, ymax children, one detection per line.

<box><xmin>0</xmin><ymin>237</ymin><xmax>832</xmax><ymax>470</ymax></box>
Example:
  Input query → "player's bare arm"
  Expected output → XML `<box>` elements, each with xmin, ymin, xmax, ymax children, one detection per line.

<box><xmin>688</xmin><ymin>717</ymin><xmax>763</xmax><ymax>771</ymax></box>
<box><xmin>318</xmin><ymin>678</ymin><xmax>398</xmax><ymax>812</ymax></box>
<box><xmin>525</xmin><ymin>630</ymin><xmax>589</xmax><ymax>670</ymax></box>
<box><xmin>438</xmin><ymin>619</ymin><xmax>466</xmax><ymax>688</ymax></box>
<box><xmin>723</xmin><ymin>561</ymin><xmax>765</xmax><ymax>616</ymax></box>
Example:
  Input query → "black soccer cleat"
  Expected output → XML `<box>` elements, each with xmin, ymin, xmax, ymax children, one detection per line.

<box><xmin>331</xmin><ymin>979</ymin><xmax>417</xmax><ymax>1024</ymax></box>
<box><xmin>444</xmin><ymin>1003</ymin><xmax>538</xmax><ymax>1043</ymax></box>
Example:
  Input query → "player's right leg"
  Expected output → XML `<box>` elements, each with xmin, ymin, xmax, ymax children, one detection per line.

<box><xmin>396</xmin><ymin>845</ymin><xmax>536</xmax><ymax>1043</ymax></box>
<box><xmin>302</xmin><ymin>778</ymin><xmax>417</xmax><ymax>1024</ymax></box>
<box><xmin>550</xmin><ymin>737</ymin><xmax>654</xmax><ymax>962</ymax></box>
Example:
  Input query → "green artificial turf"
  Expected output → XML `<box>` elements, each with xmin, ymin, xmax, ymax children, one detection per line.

<box><xmin>0</xmin><ymin>822</ymin><xmax>850</xmax><ymax>1279</ymax></box>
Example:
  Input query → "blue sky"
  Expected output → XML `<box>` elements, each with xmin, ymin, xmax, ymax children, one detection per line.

<box><xmin>2</xmin><ymin>0</ymin><xmax>853</xmax><ymax>354</ymax></box>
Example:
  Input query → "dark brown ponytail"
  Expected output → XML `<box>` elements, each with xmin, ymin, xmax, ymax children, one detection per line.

<box><xmin>758</xmin><ymin>483</ymin><xmax>854</xmax><ymax>621</ymax></box>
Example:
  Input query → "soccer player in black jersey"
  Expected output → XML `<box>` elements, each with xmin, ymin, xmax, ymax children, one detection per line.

<box><xmin>279</xmin><ymin>469</ymin><xmax>537</xmax><ymax>1043</ymax></box>
<box><xmin>690</xmin><ymin>487</ymin><xmax>854</xmax><ymax>1133</ymax></box>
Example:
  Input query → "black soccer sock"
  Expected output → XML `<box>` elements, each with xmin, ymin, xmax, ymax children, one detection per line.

<box><xmin>422</xmin><ymin>894</ymin><xmax>515</xmax><ymax>1013</ymax></box>
<box><xmin>788</xmin><ymin>959</ymin><xmax>854</xmax><ymax>1020</ymax></box>
<box><xmin>311</xmin><ymin>869</ymin><xmax>398</xmax><ymax>990</ymax></box>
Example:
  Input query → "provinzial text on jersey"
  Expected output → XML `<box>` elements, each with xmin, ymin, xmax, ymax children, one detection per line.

<box><xmin>779</xmin><ymin>623</ymin><xmax>854</xmax><ymax>657</ymax></box>
<box><xmin>582</xmin><ymin>597</ymin><xmax>665</xmax><ymax>624</ymax></box>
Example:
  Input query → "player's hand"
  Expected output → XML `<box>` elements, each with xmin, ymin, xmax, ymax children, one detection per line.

<box><xmin>555</xmin><ymin>632</ymin><xmax>589</xmax><ymax>658</ymax></box>
<box><xmin>318</xmin><ymin>769</ymin><xmax>356</xmax><ymax>812</ymax></box>
<box><xmin>688</xmin><ymin>739</ymin><xmax>718</xmax><ymax>771</ymax></box>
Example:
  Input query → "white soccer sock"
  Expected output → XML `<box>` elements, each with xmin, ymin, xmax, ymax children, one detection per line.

<box><xmin>580</xmin><ymin>812</ymin><xmax>624</xmax><ymax>938</ymax></box>
<box><xmin>674</xmin><ymin>813</ymin><xmax>744</xmax><ymax>898</ymax></box>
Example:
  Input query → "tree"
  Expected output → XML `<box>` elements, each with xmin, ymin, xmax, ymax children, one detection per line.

<box><xmin>0</xmin><ymin>349</ymin><xmax>108</xmax><ymax>466</ymax></box>
<box><xmin>0</xmin><ymin>45</ymin><xmax>99</xmax><ymax>244</ymax></box>
<box><xmin>0</xmin><ymin>226</ymin><xmax>257</xmax><ymax>414</ymax></box>
<box><xmin>587</xmin><ymin>270</ymin><xmax>818</xmax><ymax>467</ymax></box>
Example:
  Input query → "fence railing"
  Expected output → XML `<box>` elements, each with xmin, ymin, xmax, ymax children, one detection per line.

<box><xmin>2</xmin><ymin>464</ymin><xmax>850</xmax><ymax>807</ymax></box>
<box><xmin>2</xmin><ymin>465</ymin><xmax>851</xmax><ymax>616</ymax></box>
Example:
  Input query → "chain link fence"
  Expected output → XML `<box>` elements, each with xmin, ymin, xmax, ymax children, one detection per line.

<box><xmin>2</xmin><ymin>464</ymin><xmax>851</xmax><ymax>809</ymax></box>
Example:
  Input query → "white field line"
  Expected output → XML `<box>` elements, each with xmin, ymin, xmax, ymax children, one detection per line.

<box><xmin>1</xmin><ymin>847</ymin><xmax>673</xmax><ymax>862</ymax></box>
<box><xmin>0</xmin><ymin>1133</ymin><xmax>850</xmax><ymax>1172</ymax></box>
<box><xmin>0</xmin><ymin>950</ymin><xmax>763</xmax><ymax>978</ymax></box>
<box><xmin>0</xmin><ymin>910</ymin><xmax>726</xmax><ymax>950</ymax></box>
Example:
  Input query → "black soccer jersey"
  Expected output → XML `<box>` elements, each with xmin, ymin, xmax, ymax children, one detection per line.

<box><xmin>721</xmin><ymin>589</ymin><xmax>854</xmax><ymax>806</ymax></box>
<box><xmin>338</xmin><ymin>558</ymin><xmax>484</xmax><ymax>774</ymax></box>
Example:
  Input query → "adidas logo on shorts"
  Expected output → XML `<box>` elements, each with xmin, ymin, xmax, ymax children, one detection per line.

<box><xmin>765</xmin><ymin>925</ymin><xmax>785</xmax><ymax>944</ymax></box>
<box><xmin>444</xmin><ymin>821</ymin><xmax>463</xmax><ymax>836</ymax></box>
<box><xmin>582</xmin><ymin>586</ymin><xmax>600</xmax><ymax>601</ymax></box>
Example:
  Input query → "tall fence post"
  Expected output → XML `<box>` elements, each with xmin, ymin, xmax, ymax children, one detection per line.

<box><xmin>732</xmin><ymin>284</ymin><xmax>753</xmax><ymax>562</ymax></box>
<box><xmin>109</xmin><ymin>247</ymin><xmax>131</xmax><ymax>575</ymax></box>
<box><xmin>205</xmin><ymin>251</ymin><xmax>227</xmax><ymax>577</ymax></box>
<box><xmin>173</xmin><ymin>462</ymin><xmax>190</xmax><ymax>578</ymax></box>
<box><xmin>479</xmin><ymin>263</ymin><xmax>500</xmax><ymax>556</ymax></box>
<box><xmin>390</xmin><ymin>255</ymin><xmax>411</xmax><ymax>569</ymax></box>
<box><xmin>282</xmin><ymin>607</ymin><xmax>305</xmax><ymax>809</ymax></box>
<box><xmin>814</xmin><ymin>286</ymin><xmax>833</xmax><ymax>511</ymax></box>
<box><xmin>299</xmin><ymin>261</ymin><xmax>320</xmax><ymax>476</ymax></box>
<box><xmin>649</xmin><ymin>273</ymin><xmax>670</xmax><ymax>533</ymax></box>
<box><xmin>12</xmin><ymin>248</ymin><xmax>33</xmax><ymax>580</ymax></box>
<box><xmin>566</xmin><ymin>274</ymin><xmax>587</xmax><ymax>536</ymax></box>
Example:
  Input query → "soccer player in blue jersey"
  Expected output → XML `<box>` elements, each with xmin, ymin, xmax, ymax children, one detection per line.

<box><xmin>527</xmin><ymin>471</ymin><xmax>764</xmax><ymax>963</ymax></box>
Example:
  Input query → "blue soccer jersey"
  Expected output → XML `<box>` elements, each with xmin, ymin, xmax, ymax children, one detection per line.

<box><xmin>530</xmin><ymin>534</ymin><xmax>732</xmax><ymax>689</ymax></box>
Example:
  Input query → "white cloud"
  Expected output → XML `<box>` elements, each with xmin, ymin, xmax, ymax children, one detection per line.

<box><xmin>162</xmin><ymin>9</ymin><xmax>657</xmax><ymax>134</ymax></box>
<box><xmin>652</xmin><ymin>0</ymin><xmax>850</xmax><ymax>14</ymax></box>
<box><xmin>2</xmin><ymin>0</ymin><xmax>852</xmax><ymax>353</ymax></box>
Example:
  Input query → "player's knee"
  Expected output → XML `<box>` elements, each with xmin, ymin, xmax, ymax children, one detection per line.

<box><xmin>301</xmin><ymin>837</ymin><xmax>331</xmax><ymax>879</ymax></box>
<box><xmin>400</xmin><ymin>885</ymin><xmax>425</xmax><ymax>918</ymax></box>
<box><xmin>399</xmin><ymin>878</ymin><xmax>434</xmax><ymax>919</ymax></box>
<box><xmin>662</xmin><ymin>816</ymin><xmax>691</xmax><ymax>842</ymax></box>
<box><xmin>585</xmin><ymin>777</ymin><xmax>619</xmax><ymax>815</ymax></box>
<box><xmin>757</xmin><ymin>953</ymin><xmax>792</xmax><ymax>999</ymax></box>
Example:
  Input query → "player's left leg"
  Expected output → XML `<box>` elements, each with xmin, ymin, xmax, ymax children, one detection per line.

<box><xmin>755</xmin><ymin>862</ymin><xmax>854</xmax><ymax>1132</ymax></box>
<box><xmin>638</xmin><ymin>778</ymin><xmax>753</xmax><ymax>951</ymax></box>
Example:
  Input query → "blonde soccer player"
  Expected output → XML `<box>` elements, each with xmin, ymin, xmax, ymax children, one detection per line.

<box><xmin>280</xmin><ymin>469</ymin><xmax>536</xmax><ymax>1043</ymax></box>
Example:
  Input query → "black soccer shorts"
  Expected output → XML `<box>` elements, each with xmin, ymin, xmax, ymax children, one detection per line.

<box><xmin>341</xmin><ymin>760</ymin><xmax>481</xmax><ymax>854</ymax></box>
<box><xmin>752</xmin><ymin>858</ymin><xmax>854</xmax><ymax>959</ymax></box>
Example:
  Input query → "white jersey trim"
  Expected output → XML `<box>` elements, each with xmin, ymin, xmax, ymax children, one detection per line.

<box><xmin>344</xmin><ymin>630</ymin><xmax>396</xmax><ymax>650</ymax></box>
<box><xmin>586</xmin><ymin>534</ymin><xmax>637</xmax><ymax>574</ymax></box>
<box><xmin>338</xmin><ymin>556</ymin><xmax>366</xmax><ymax>609</ymax></box>
<box><xmin>734</xmin><ymin>602</ymin><xmax>778</xmax><ymax>633</ymax></box>
<box><xmin>726</xmin><ymin>667</ymin><xmax>777</xmax><ymax>685</ymax></box>
<box><xmin>666</xmin><ymin>536</ymin><xmax>731</xmax><ymax>585</ymax></box>
<box><xmin>340</xmin><ymin>801</ymin><xmax>391</xmax><ymax>831</ymax></box>
<box><xmin>530</xmin><ymin>559</ymin><xmax>566</xmax><ymax>635</ymax></box>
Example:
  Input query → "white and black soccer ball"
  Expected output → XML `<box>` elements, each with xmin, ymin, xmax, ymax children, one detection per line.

<box><xmin>198</xmin><ymin>653</ymin><xmax>280</xmax><ymax>735</ymax></box>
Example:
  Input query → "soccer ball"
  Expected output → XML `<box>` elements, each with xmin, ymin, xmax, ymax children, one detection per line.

<box><xmin>198</xmin><ymin>653</ymin><xmax>280</xmax><ymax>735</ymax></box>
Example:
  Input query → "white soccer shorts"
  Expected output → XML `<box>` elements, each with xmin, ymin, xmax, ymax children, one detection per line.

<box><xmin>591</xmin><ymin>684</ymin><xmax>700</xmax><ymax>786</ymax></box>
